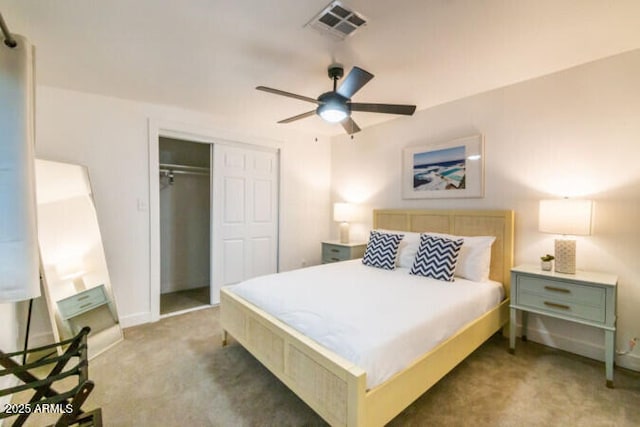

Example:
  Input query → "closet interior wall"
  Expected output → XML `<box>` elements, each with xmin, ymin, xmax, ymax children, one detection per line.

<box><xmin>159</xmin><ymin>137</ymin><xmax>211</xmax><ymax>310</ymax></box>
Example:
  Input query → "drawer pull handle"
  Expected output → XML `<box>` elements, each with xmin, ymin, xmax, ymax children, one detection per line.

<box><xmin>330</xmin><ymin>249</ymin><xmax>340</xmax><ymax>253</ymax></box>
<box><xmin>544</xmin><ymin>301</ymin><xmax>570</xmax><ymax>310</ymax></box>
<box><xmin>331</xmin><ymin>257</ymin><xmax>340</xmax><ymax>261</ymax></box>
<box><xmin>544</xmin><ymin>286</ymin><xmax>570</xmax><ymax>293</ymax></box>
<box><xmin>78</xmin><ymin>303</ymin><xmax>94</xmax><ymax>309</ymax></box>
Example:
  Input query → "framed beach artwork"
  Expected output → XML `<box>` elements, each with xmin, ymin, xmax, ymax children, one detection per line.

<box><xmin>402</xmin><ymin>135</ymin><xmax>484</xmax><ymax>199</ymax></box>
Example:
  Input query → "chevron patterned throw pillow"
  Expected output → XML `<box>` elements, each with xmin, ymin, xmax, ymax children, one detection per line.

<box><xmin>410</xmin><ymin>234</ymin><xmax>464</xmax><ymax>281</ymax></box>
<box><xmin>362</xmin><ymin>231</ymin><xmax>404</xmax><ymax>270</ymax></box>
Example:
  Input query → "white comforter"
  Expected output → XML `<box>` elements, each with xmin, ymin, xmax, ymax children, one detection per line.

<box><xmin>228</xmin><ymin>259</ymin><xmax>504</xmax><ymax>389</ymax></box>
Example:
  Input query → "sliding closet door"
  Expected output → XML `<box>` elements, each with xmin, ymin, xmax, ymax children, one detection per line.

<box><xmin>211</xmin><ymin>144</ymin><xmax>278</xmax><ymax>304</ymax></box>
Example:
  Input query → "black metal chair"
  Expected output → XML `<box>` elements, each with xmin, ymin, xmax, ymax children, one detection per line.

<box><xmin>0</xmin><ymin>327</ymin><xmax>102</xmax><ymax>427</ymax></box>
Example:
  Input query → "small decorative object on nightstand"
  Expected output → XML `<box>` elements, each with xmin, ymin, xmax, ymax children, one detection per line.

<box><xmin>321</xmin><ymin>241</ymin><xmax>366</xmax><ymax>264</ymax></box>
<box><xmin>540</xmin><ymin>254</ymin><xmax>554</xmax><ymax>271</ymax></box>
<box><xmin>509</xmin><ymin>264</ymin><xmax>618</xmax><ymax>388</ymax></box>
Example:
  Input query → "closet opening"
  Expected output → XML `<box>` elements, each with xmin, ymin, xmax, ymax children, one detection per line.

<box><xmin>159</xmin><ymin>137</ymin><xmax>211</xmax><ymax>316</ymax></box>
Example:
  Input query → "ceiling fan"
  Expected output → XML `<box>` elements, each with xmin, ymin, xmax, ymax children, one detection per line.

<box><xmin>256</xmin><ymin>65</ymin><xmax>416</xmax><ymax>135</ymax></box>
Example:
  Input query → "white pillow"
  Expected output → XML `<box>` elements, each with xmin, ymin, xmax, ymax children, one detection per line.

<box><xmin>374</xmin><ymin>229</ymin><xmax>420</xmax><ymax>268</ymax></box>
<box><xmin>373</xmin><ymin>229</ymin><xmax>495</xmax><ymax>281</ymax></box>
<box><xmin>429</xmin><ymin>233</ymin><xmax>496</xmax><ymax>282</ymax></box>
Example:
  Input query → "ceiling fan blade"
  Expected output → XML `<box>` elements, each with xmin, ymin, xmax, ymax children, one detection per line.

<box><xmin>277</xmin><ymin>110</ymin><xmax>316</xmax><ymax>124</ymax></box>
<box><xmin>349</xmin><ymin>102</ymin><xmax>416</xmax><ymax>115</ymax></box>
<box><xmin>337</xmin><ymin>67</ymin><xmax>374</xmax><ymax>99</ymax></box>
<box><xmin>341</xmin><ymin>117</ymin><xmax>361</xmax><ymax>135</ymax></box>
<box><xmin>256</xmin><ymin>86</ymin><xmax>320</xmax><ymax>105</ymax></box>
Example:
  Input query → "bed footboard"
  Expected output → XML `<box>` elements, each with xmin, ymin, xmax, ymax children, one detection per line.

<box><xmin>221</xmin><ymin>288</ymin><xmax>368</xmax><ymax>427</ymax></box>
<box><xmin>221</xmin><ymin>288</ymin><xmax>508</xmax><ymax>427</ymax></box>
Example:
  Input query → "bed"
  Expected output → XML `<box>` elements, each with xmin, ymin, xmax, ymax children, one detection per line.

<box><xmin>221</xmin><ymin>209</ymin><xmax>514</xmax><ymax>426</ymax></box>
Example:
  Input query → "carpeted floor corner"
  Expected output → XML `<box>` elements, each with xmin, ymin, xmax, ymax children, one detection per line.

<box><xmin>13</xmin><ymin>306</ymin><xmax>640</xmax><ymax>426</ymax></box>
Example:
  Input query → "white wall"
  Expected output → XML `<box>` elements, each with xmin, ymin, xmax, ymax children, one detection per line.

<box><xmin>29</xmin><ymin>86</ymin><xmax>331</xmax><ymax>333</ymax></box>
<box><xmin>331</xmin><ymin>49</ymin><xmax>640</xmax><ymax>371</ymax></box>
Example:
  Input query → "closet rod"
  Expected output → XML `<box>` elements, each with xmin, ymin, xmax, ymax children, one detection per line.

<box><xmin>160</xmin><ymin>169</ymin><xmax>208</xmax><ymax>177</ymax></box>
<box><xmin>0</xmin><ymin>13</ymin><xmax>17</xmax><ymax>48</ymax></box>
<box><xmin>159</xmin><ymin>163</ymin><xmax>209</xmax><ymax>174</ymax></box>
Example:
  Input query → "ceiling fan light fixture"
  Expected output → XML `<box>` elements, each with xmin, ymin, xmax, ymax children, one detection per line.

<box><xmin>257</xmin><ymin>64</ymin><xmax>416</xmax><ymax>134</ymax></box>
<box><xmin>318</xmin><ymin>103</ymin><xmax>348</xmax><ymax>123</ymax></box>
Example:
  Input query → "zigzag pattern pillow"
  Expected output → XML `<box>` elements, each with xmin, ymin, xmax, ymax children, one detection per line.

<box><xmin>410</xmin><ymin>234</ymin><xmax>463</xmax><ymax>281</ymax></box>
<box><xmin>362</xmin><ymin>231</ymin><xmax>404</xmax><ymax>270</ymax></box>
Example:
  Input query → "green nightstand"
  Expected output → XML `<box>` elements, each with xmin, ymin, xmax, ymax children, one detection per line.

<box><xmin>509</xmin><ymin>264</ymin><xmax>618</xmax><ymax>387</ymax></box>
<box><xmin>321</xmin><ymin>241</ymin><xmax>366</xmax><ymax>264</ymax></box>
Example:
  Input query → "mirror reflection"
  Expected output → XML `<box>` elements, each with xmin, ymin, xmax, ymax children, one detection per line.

<box><xmin>35</xmin><ymin>159</ymin><xmax>122</xmax><ymax>358</ymax></box>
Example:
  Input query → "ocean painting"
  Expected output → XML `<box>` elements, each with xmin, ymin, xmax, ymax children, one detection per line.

<box><xmin>413</xmin><ymin>145</ymin><xmax>466</xmax><ymax>191</ymax></box>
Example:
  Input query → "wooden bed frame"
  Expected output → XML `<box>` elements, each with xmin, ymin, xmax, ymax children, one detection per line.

<box><xmin>221</xmin><ymin>209</ymin><xmax>514</xmax><ymax>426</ymax></box>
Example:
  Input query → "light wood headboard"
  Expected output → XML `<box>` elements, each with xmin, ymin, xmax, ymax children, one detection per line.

<box><xmin>373</xmin><ymin>209</ymin><xmax>515</xmax><ymax>297</ymax></box>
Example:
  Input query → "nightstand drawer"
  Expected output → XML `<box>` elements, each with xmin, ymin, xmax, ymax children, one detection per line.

<box><xmin>322</xmin><ymin>244</ymin><xmax>351</xmax><ymax>262</ymax></box>
<box><xmin>517</xmin><ymin>291</ymin><xmax>605</xmax><ymax>323</ymax></box>
<box><xmin>57</xmin><ymin>285</ymin><xmax>109</xmax><ymax>320</ymax></box>
<box><xmin>516</xmin><ymin>276</ymin><xmax>605</xmax><ymax>323</ymax></box>
<box><xmin>516</xmin><ymin>276</ymin><xmax>605</xmax><ymax>306</ymax></box>
<box><xmin>321</xmin><ymin>241</ymin><xmax>366</xmax><ymax>263</ymax></box>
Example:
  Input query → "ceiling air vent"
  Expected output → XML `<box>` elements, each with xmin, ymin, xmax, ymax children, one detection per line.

<box><xmin>306</xmin><ymin>1</ymin><xmax>367</xmax><ymax>41</ymax></box>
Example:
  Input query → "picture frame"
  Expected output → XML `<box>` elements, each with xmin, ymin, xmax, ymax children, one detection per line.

<box><xmin>402</xmin><ymin>134</ymin><xmax>484</xmax><ymax>199</ymax></box>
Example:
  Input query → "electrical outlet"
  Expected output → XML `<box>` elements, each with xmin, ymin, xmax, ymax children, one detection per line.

<box><xmin>301</xmin><ymin>259</ymin><xmax>307</xmax><ymax>267</ymax></box>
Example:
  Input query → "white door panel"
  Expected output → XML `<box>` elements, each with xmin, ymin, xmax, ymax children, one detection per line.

<box><xmin>222</xmin><ymin>239</ymin><xmax>244</xmax><ymax>284</ymax></box>
<box><xmin>212</xmin><ymin>144</ymin><xmax>279</xmax><ymax>304</ymax></box>
<box><xmin>253</xmin><ymin>155</ymin><xmax>274</xmax><ymax>174</ymax></box>
<box><xmin>224</xmin><ymin>151</ymin><xmax>245</xmax><ymax>169</ymax></box>
<box><xmin>250</xmin><ymin>237</ymin><xmax>273</xmax><ymax>278</ymax></box>
<box><xmin>253</xmin><ymin>179</ymin><xmax>273</xmax><ymax>222</ymax></box>
<box><xmin>223</xmin><ymin>177</ymin><xmax>245</xmax><ymax>223</ymax></box>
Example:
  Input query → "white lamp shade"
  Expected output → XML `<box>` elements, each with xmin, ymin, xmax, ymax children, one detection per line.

<box><xmin>57</xmin><ymin>262</ymin><xmax>86</xmax><ymax>281</ymax></box>
<box><xmin>539</xmin><ymin>199</ymin><xmax>593</xmax><ymax>236</ymax></box>
<box><xmin>333</xmin><ymin>203</ymin><xmax>355</xmax><ymax>222</ymax></box>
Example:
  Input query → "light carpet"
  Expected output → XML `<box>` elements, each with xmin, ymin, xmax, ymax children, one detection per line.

<box><xmin>13</xmin><ymin>306</ymin><xmax>640</xmax><ymax>426</ymax></box>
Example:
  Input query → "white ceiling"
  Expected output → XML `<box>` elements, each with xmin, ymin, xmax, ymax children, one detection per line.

<box><xmin>2</xmin><ymin>0</ymin><xmax>639</xmax><ymax>136</ymax></box>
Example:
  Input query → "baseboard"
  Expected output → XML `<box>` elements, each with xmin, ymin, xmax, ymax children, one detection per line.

<box><xmin>617</xmin><ymin>352</ymin><xmax>640</xmax><ymax>371</ymax></box>
<box><xmin>513</xmin><ymin>324</ymin><xmax>640</xmax><ymax>372</ymax></box>
<box><xmin>119</xmin><ymin>311</ymin><xmax>150</xmax><ymax>328</ymax></box>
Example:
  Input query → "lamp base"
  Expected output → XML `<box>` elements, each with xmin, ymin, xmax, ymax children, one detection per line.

<box><xmin>554</xmin><ymin>238</ymin><xmax>576</xmax><ymax>274</ymax></box>
<box><xmin>339</xmin><ymin>222</ymin><xmax>350</xmax><ymax>244</ymax></box>
<box><xmin>72</xmin><ymin>277</ymin><xmax>86</xmax><ymax>293</ymax></box>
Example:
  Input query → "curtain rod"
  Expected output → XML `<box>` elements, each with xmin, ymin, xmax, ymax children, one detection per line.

<box><xmin>0</xmin><ymin>12</ymin><xmax>18</xmax><ymax>48</ymax></box>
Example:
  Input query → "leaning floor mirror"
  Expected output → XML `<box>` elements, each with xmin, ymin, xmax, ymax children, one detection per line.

<box><xmin>35</xmin><ymin>159</ymin><xmax>123</xmax><ymax>358</ymax></box>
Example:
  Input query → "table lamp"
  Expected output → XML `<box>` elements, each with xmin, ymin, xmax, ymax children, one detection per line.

<box><xmin>539</xmin><ymin>199</ymin><xmax>593</xmax><ymax>274</ymax></box>
<box><xmin>333</xmin><ymin>202</ymin><xmax>355</xmax><ymax>244</ymax></box>
<box><xmin>57</xmin><ymin>259</ymin><xmax>88</xmax><ymax>293</ymax></box>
